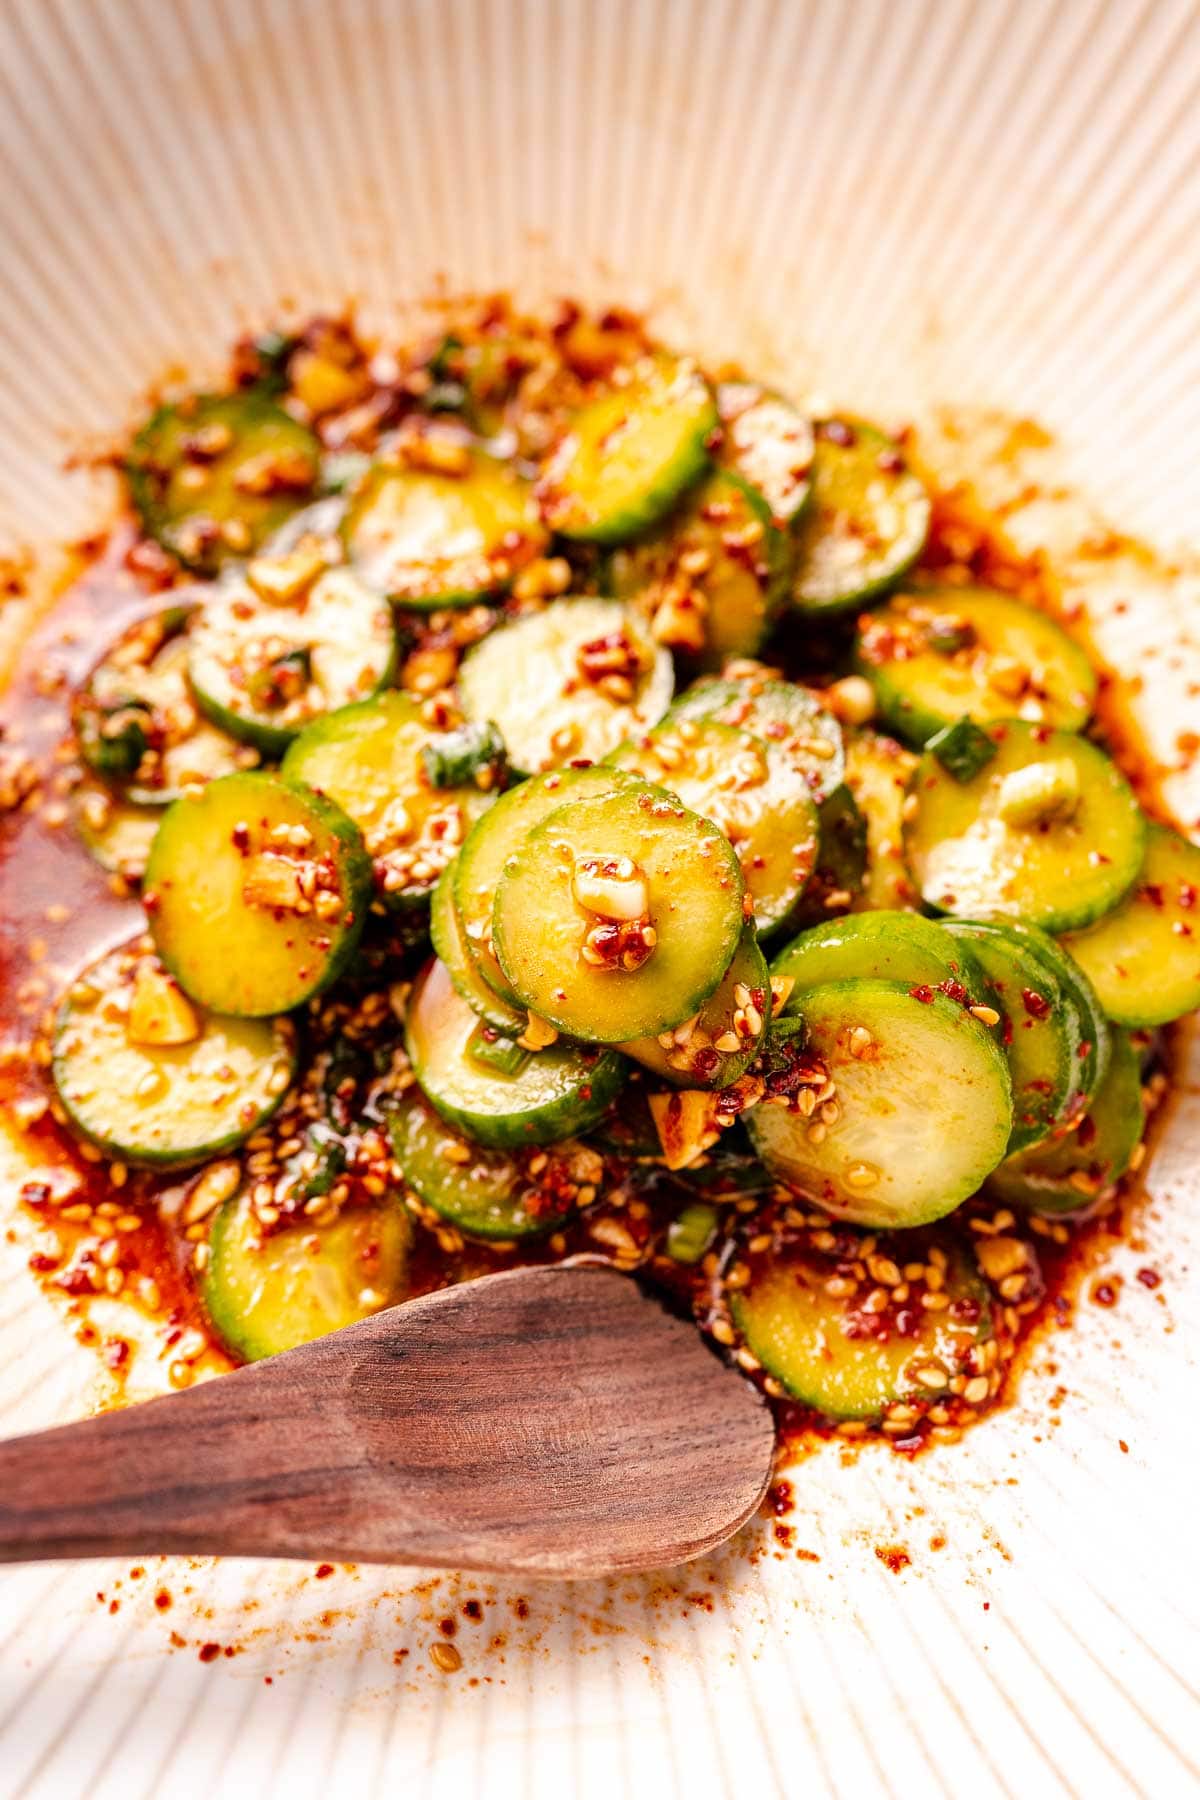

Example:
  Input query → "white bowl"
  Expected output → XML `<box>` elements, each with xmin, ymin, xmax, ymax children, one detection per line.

<box><xmin>1</xmin><ymin>2</ymin><xmax>1198</xmax><ymax>1794</ymax></box>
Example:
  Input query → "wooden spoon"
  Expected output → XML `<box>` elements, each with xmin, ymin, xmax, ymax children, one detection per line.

<box><xmin>0</xmin><ymin>1263</ymin><xmax>775</xmax><ymax>1578</ymax></box>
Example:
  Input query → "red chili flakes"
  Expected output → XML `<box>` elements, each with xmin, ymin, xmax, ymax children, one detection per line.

<box><xmin>767</xmin><ymin>1478</ymin><xmax>794</xmax><ymax>1516</ymax></box>
<box><xmin>1091</xmin><ymin>1280</ymin><xmax>1119</xmax><ymax>1307</ymax></box>
<box><xmin>938</xmin><ymin>978</ymin><xmax>968</xmax><ymax>1005</ymax></box>
<box><xmin>314</xmin><ymin>1562</ymin><xmax>334</xmax><ymax>1579</ymax></box>
<box><xmin>1136</xmin><ymin>1266</ymin><xmax>1161</xmax><ymax>1289</ymax></box>
<box><xmin>1021</xmin><ymin>987</ymin><xmax>1052</xmax><ymax>1020</ymax></box>
<box><xmin>198</xmin><ymin>1642</ymin><xmax>221</xmax><ymax>1663</ymax></box>
<box><xmin>874</xmin><ymin>1545</ymin><xmax>911</xmax><ymax>1574</ymax></box>
<box><xmin>909</xmin><ymin>984</ymin><xmax>935</xmax><ymax>1004</ymax></box>
<box><xmin>154</xmin><ymin>1589</ymin><xmax>172</xmax><ymax>1611</ymax></box>
<box><xmin>820</xmin><ymin>418</ymin><xmax>856</xmax><ymax>448</ymax></box>
<box><xmin>27</xmin><ymin>1250</ymin><xmax>60</xmax><ymax>1274</ymax></box>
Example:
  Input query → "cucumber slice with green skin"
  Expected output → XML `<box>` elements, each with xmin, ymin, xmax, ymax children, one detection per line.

<box><xmin>856</xmin><ymin>587</ymin><xmax>1097</xmax><ymax>742</ymax></box>
<box><xmin>144</xmin><ymin>771</ymin><xmax>372</xmax><ymax>1016</ymax></box>
<box><xmin>74</xmin><ymin>605</ymin><xmax>252</xmax><ymax>803</ymax></box>
<box><xmin>430</xmin><ymin>862</ymin><xmax>526</xmax><ymax>1033</ymax></box>
<box><xmin>903</xmin><ymin>721</ymin><xmax>1146</xmax><ymax>933</ymax></box>
<box><xmin>715</xmin><ymin>382</ymin><xmax>814</xmax><ymax>526</ymax></box>
<box><xmin>406</xmin><ymin>956</ymin><xmax>625</xmax><ymax>1148</ymax></box>
<box><xmin>281</xmin><ymin>691</ymin><xmax>494</xmax><ymax>911</ymax></box>
<box><xmin>341</xmin><ymin>435</ymin><xmax>547</xmax><ymax>607</ymax></box>
<box><xmin>770</xmin><ymin>912</ymin><xmax>992</xmax><ymax>1019</ymax></box>
<box><xmin>608</xmin><ymin>719</ymin><xmax>819</xmax><ymax>935</ymax></box>
<box><xmin>52</xmin><ymin>942</ymin><xmax>296</xmax><ymax>1166</ymax></box>
<box><xmin>538</xmin><ymin>353</ymin><xmax>717</xmax><ymax>544</ymax></box>
<box><xmin>1061</xmin><ymin>825</ymin><xmax>1200</xmax><ymax>1026</ymax></box>
<box><xmin>73</xmin><ymin>781</ymin><xmax>161</xmax><ymax>882</ymax></box>
<box><xmin>457</xmin><ymin>598</ymin><xmax>674</xmax><ymax>775</ymax></box>
<box><xmin>789</xmin><ymin>785</ymin><xmax>868</xmax><ymax>923</ymax></box>
<box><xmin>731</xmin><ymin>1236</ymin><xmax>992</xmax><ymax>1420</ymax></box>
<box><xmin>607</xmin><ymin>468</ymin><xmax>792</xmax><ymax>670</ymax></box>
<box><xmin>126</xmin><ymin>393</ymin><xmax>320</xmax><ymax>574</ymax></box>
<box><xmin>666</xmin><ymin>677</ymin><xmax>845</xmax><ymax>805</ymax></box>
<box><xmin>790</xmin><ymin>418</ymin><xmax>930</xmax><ymax>613</ymax></box>
<box><xmin>843</xmin><ymin>729</ymin><xmax>920</xmax><ymax>911</ymax></box>
<box><xmin>203</xmin><ymin>1192</ymin><xmax>412</xmax><ymax>1362</ymax></box>
<box><xmin>388</xmin><ymin>1090</ymin><xmax>598</xmax><ymax>1240</ymax></box>
<box><xmin>454</xmin><ymin>765</ymin><xmax>644</xmax><ymax>1007</ymax></box>
<box><xmin>620</xmin><ymin>925</ymin><xmax>770</xmax><ymax>1089</ymax></box>
<box><xmin>493</xmin><ymin>782</ymin><xmax>746</xmax><ymax>1043</ymax></box>
<box><xmin>188</xmin><ymin>566</ymin><xmax>396</xmax><ymax>756</ymax></box>
<box><xmin>746</xmin><ymin>979</ymin><xmax>1012</xmax><ymax>1228</ymax></box>
<box><xmin>944</xmin><ymin>918</ymin><xmax>1107</xmax><ymax>1153</ymax></box>
<box><xmin>987</xmin><ymin>1029</ymin><xmax>1143</xmax><ymax>1215</ymax></box>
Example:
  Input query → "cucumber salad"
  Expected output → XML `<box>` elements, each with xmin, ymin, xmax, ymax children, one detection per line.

<box><xmin>8</xmin><ymin>303</ymin><xmax>1192</xmax><ymax>1453</ymax></box>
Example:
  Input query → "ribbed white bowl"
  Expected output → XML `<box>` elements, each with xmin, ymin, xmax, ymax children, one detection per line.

<box><xmin>1</xmin><ymin>3</ymin><xmax>1198</xmax><ymax>1796</ymax></box>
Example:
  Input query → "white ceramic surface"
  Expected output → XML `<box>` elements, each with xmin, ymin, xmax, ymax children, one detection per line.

<box><xmin>0</xmin><ymin>2</ymin><xmax>1198</xmax><ymax>1796</ymax></box>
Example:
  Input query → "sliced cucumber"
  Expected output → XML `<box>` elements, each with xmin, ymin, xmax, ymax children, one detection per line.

<box><xmin>388</xmin><ymin>1090</ymin><xmax>596</xmax><ymax>1240</ymax></box>
<box><xmin>790</xmin><ymin>785</ymin><xmax>868</xmax><ymax>922</ymax></box>
<box><xmin>204</xmin><ymin>1191</ymin><xmax>412</xmax><ymax>1361</ymax></box>
<box><xmin>493</xmin><ymin>782</ymin><xmax>745</xmax><ymax>1043</ymax></box>
<box><xmin>1061</xmin><ymin>824</ymin><xmax>1200</xmax><ymax>1026</ymax></box>
<box><xmin>621</xmin><ymin>925</ymin><xmax>769</xmax><ymax>1089</ymax></box>
<box><xmin>987</xmin><ymin>1029</ymin><xmax>1143</xmax><ymax>1214</ymax></box>
<box><xmin>904</xmin><ymin>721</ymin><xmax>1146</xmax><ymax>932</ymax></box>
<box><xmin>52</xmin><ymin>942</ymin><xmax>296</xmax><ymax>1166</ymax></box>
<box><xmin>608</xmin><ymin>719</ymin><xmax>818</xmax><ymax>934</ymax></box>
<box><xmin>944</xmin><ymin>918</ymin><xmax>1107</xmax><ymax>1153</ymax></box>
<box><xmin>746</xmin><ymin>979</ymin><xmax>1012</xmax><ymax>1227</ymax></box>
<box><xmin>715</xmin><ymin>382</ymin><xmax>814</xmax><ymax>526</ymax></box>
<box><xmin>406</xmin><ymin>957</ymin><xmax>625</xmax><ymax>1148</ymax></box>
<box><xmin>144</xmin><ymin>770</ymin><xmax>372</xmax><ymax>1016</ymax></box>
<box><xmin>454</xmin><ymin>765</ymin><xmax>643</xmax><ymax>1006</ymax></box>
<box><xmin>667</xmin><ymin>676</ymin><xmax>845</xmax><ymax>804</ymax></box>
<box><xmin>127</xmin><ymin>393</ymin><xmax>319</xmax><ymax>573</ymax></box>
<box><xmin>430</xmin><ymin>862</ymin><xmax>526</xmax><ymax>1033</ymax></box>
<box><xmin>74</xmin><ymin>605</ymin><xmax>250</xmax><ymax>802</ymax></box>
<box><xmin>73</xmin><ymin>781</ymin><xmax>161</xmax><ymax>881</ymax></box>
<box><xmin>791</xmin><ymin>418</ymin><xmax>930</xmax><ymax>613</ymax></box>
<box><xmin>607</xmin><ymin>468</ymin><xmax>791</xmax><ymax>668</ymax></box>
<box><xmin>770</xmin><ymin>912</ymin><xmax>991</xmax><ymax>1016</ymax></box>
<box><xmin>538</xmin><ymin>353</ymin><xmax>717</xmax><ymax>543</ymax></box>
<box><xmin>188</xmin><ymin>566</ymin><xmax>396</xmax><ymax>757</ymax></box>
<box><xmin>457</xmin><ymin>598</ymin><xmax>673</xmax><ymax>775</ymax></box>
<box><xmin>281</xmin><ymin>691</ymin><xmax>494</xmax><ymax>910</ymax></box>
<box><xmin>342</xmin><ymin>433</ymin><xmax>547</xmax><ymax>606</ymax></box>
<box><xmin>843</xmin><ymin>729</ymin><xmax>920</xmax><ymax>911</ymax></box>
<box><xmin>856</xmin><ymin>587</ymin><xmax>1097</xmax><ymax>742</ymax></box>
<box><xmin>731</xmin><ymin>1236</ymin><xmax>991</xmax><ymax>1420</ymax></box>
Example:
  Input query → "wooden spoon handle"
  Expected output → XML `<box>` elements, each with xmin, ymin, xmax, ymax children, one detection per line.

<box><xmin>0</xmin><ymin>1353</ymin><xmax>340</xmax><ymax>1563</ymax></box>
